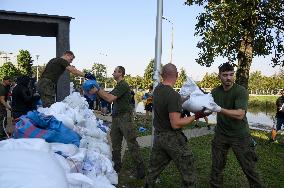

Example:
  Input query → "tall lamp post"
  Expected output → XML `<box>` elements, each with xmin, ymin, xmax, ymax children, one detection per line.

<box><xmin>36</xmin><ymin>55</ymin><xmax>39</xmax><ymax>82</ymax></box>
<box><xmin>162</xmin><ymin>16</ymin><xmax>174</xmax><ymax>63</ymax></box>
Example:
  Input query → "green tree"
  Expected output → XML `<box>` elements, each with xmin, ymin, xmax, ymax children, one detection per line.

<box><xmin>174</xmin><ymin>68</ymin><xmax>187</xmax><ymax>88</ymax></box>
<box><xmin>143</xmin><ymin>59</ymin><xmax>154</xmax><ymax>89</ymax></box>
<box><xmin>198</xmin><ymin>72</ymin><xmax>220</xmax><ymax>89</ymax></box>
<box><xmin>105</xmin><ymin>77</ymin><xmax>116</xmax><ymax>88</ymax></box>
<box><xmin>31</xmin><ymin>65</ymin><xmax>45</xmax><ymax>80</ymax></box>
<box><xmin>185</xmin><ymin>0</ymin><xmax>284</xmax><ymax>89</ymax></box>
<box><xmin>92</xmin><ymin>63</ymin><xmax>107</xmax><ymax>85</ymax></box>
<box><xmin>0</xmin><ymin>62</ymin><xmax>20</xmax><ymax>80</ymax></box>
<box><xmin>17</xmin><ymin>50</ymin><xmax>33</xmax><ymax>76</ymax></box>
<box><xmin>248</xmin><ymin>71</ymin><xmax>263</xmax><ymax>94</ymax></box>
<box><xmin>133</xmin><ymin>75</ymin><xmax>144</xmax><ymax>89</ymax></box>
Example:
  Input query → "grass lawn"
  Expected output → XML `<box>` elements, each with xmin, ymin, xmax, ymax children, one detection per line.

<box><xmin>249</xmin><ymin>95</ymin><xmax>278</xmax><ymax>110</ymax></box>
<box><xmin>249</xmin><ymin>95</ymin><xmax>278</xmax><ymax>102</ymax></box>
<box><xmin>117</xmin><ymin>130</ymin><xmax>284</xmax><ymax>188</ymax></box>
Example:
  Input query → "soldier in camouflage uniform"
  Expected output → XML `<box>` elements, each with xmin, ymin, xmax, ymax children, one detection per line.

<box><xmin>203</xmin><ymin>63</ymin><xmax>263</xmax><ymax>188</ymax></box>
<box><xmin>37</xmin><ymin>51</ymin><xmax>96</xmax><ymax>107</ymax></box>
<box><xmin>145</xmin><ymin>63</ymin><xmax>208</xmax><ymax>188</ymax></box>
<box><xmin>92</xmin><ymin>66</ymin><xmax>145</xmax><ymax>179</ymax></box>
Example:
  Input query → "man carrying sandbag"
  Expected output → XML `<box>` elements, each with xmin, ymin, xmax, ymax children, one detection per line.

<box><xmin>85</xmin><ymin>66</ymin><xmax>146</xmax><ymax>179</ymax></box>
<box><xmin>145</xmin><ymin>63</ymin><xmax>208</xmax><ymax>188</ymax></box>
<box><xmin>204</xmin><ymin>63</ymin><xmax>263</xmax><ymax>187</ymax></box>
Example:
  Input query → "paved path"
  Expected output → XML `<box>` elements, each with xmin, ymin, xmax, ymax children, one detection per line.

<box><xmin>94</xmin><ymin>111</ymin><xmax>214</xmax><ymax>158</ymax></box>
<box><xmin>137</xmin><ymin>127</ymin><xmax>214</xmax><ymax>148</ymax></box>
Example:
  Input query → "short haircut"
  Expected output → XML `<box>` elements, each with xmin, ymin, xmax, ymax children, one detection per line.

<box><xmin>117</xmin><ymin>66</ymin><xmax>125</xmax><ymax>76</ymax></box>
<box><xmin>63</xmin><ymin>51</ymin><xmax>75</xmax><ymax>58</ymax></box>
<box><xmin>218</xmin><ymin>62</ymin><xmax>234</xmax><ymax>73</ymax></box>
<box><xmin>161</xmin><ymin>63</ymin><xmax>177</xmax><ymax>79</ymax></box>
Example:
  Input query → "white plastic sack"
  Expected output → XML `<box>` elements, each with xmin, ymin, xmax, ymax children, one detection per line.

<box><xmin>182</xmin><ymin>92</ymin><xmax>215</xmax><ymax>113</ymax></box>
<box><xmin>67</xmin><ymin>173</ymin><xmax>95</xmax><ymax>188</ymax></box>
<box><xmin>0</xmin><ymin>138</ymin><xmax>50</xmax><ymax>152</ymax></box>
<box><xmin>67</xmin><ymin>148</ymin><xmax>87</xmax><ymax>173</ymax></box>
<box><xmin>179</xmin><ymin>76</ymin><xmax>204</xmax><ymax>97</ymax></box>
<box><xmin>50</xmin><ymin>143</ymin><xmax>79</xmax><ymax>157</ymax></box>
<box><xmin>92</xmin><ymin>175</ymin><xmax>116</xmax><ymax>188</ymax></box>
<box><xmin>0</xmin><ymin>148</ymin><xmax>68</xmax><ymax>188</ymax></box>
<box><xmin>180</xmin><ymin>77</ymin><xmax>214</xmax><ymax>113</ymax></box>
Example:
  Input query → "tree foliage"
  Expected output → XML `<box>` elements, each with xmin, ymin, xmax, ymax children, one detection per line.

<box><xmin>198</xmin><ymin>70</ymin><xmax>284</xmax><ymax>94</ymax></box>
<box><xmin>0</xmin><ymin>62</ymin><xmax>20</xmax><ymax>80</ymax></box>
<box><xmin>198</xmin><ymin>72</ymin><xmax>220</xmax><ymax>89</ymax></box>
<box><xmin>174</xmin><ymin>68</ymin><xmax>187</xmax><ymax>88</ymax></box>
<box><xmin>17</xmin><ymin>50</ymin><xmax>33</xmax><ymax>77</ymax></box>
<box><xmin>143</xmin><ymin>59</ymin><xmax>154</xmax><ymax>88</ymax></box>
<box><xmin>92</xmin><ymin>63</ymin><xmax>107</xmax><ymax>85</ymax></box>
<box><xmin>124</xmin><ymin>75</ymin><xmax>144</xmax><ymax>89</ymax></box>
<box><xmin>31</xmin><ymin>65</ymin><xmax>45</xmax><ymax>80</ymax></box>
<box><xmin>185</xmin><ymin>0</ymin><xmax>284</xmax><ymax>88</ymax></box>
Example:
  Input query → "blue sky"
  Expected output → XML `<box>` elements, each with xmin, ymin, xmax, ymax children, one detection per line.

<box><xmin>0</xmin><ymin>0</ymin><xmax>281</xmax><ymax>80</ymax></box>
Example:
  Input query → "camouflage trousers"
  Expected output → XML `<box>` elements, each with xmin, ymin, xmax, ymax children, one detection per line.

<box><xmin>0</xmin><ymin>108</ymin><xmax>7</xmax><ymax>140</ymax></box>
<box><xmin>210</xmin><ymin>133</ymin><xmax>264</xmax><ymax>188</ymax></box>
<box><xmin>146</xmin><ymin>131</ymin><xmax>196</xmax><ymax>188</ymax></box>
<box><xmin>111</xmin><ymin>112</ymin><xmax>143</xmax><ymax>171</ymax></box>
<box><xmin>37</xmin><ymin>78</ymin><xmax>56</xmax><ymax>108</ymax></box>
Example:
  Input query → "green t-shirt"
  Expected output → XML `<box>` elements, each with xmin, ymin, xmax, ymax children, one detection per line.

<box><xmin>153</xmin><ymin>83</ymin><xmax>182</xmax><ymax>132</ymax></box>
<box><xmin>110</xmin><ymin>80</ymin><xmax>132</xmax><ymax>115</ymax></box>
<box><xmin>211</xmin><ymin>83</ymin><xmax>249</xmax><ymax>137</ymax></box>
<box><xmin>41</xmin><ymin>57</ymin><xmax>69</xmax><ymax>83</ymax></box>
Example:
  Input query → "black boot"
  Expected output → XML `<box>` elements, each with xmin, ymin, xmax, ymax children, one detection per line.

<box><xmin>114</xmin><ymin>163</ymin><xmax>122</xmax><ymax>173</ymax></box>
<box><xmin>136</xmin><ymin>162</ymin><xmax>146</xmax><ymax>179</ymax></box>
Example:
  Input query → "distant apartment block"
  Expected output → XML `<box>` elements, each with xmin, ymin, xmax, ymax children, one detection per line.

<box><xmin>0</xmin><ymin>51</ymin><xmax>16</xmax><ymax>66</ymax></box>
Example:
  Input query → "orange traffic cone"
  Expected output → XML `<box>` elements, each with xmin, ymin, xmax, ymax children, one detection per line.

<box><xmin>271</xmin><ymin>127</ymin><xmax>277</xmax><ymax>141</ymax></box>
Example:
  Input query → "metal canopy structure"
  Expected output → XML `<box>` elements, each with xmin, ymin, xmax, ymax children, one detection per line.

<box><xmin>0</xmin><ymin>10</ymin><xmax>74</xmax><ymax>101</ymax></box>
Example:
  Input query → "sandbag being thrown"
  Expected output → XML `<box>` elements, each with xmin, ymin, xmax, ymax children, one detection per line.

<box><xmin>180</xmin><ymin>77</ymin><xmax>214</xmax><ymax>113</ymax></box>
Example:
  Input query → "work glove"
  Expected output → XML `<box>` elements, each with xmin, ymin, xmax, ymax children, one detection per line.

<box><xmin>194</xmin><ymin>111</ymin><xmax>209</xmax><ymax>120</ymax></box>
<box><xmin>203</xmin><ymin>102</ymin><xmax>222</xmax><ymax>113</ymax></box>
<box><xmin>84</xmin><ymin>72</ymin><xmax>96</xmax><ymax>80</ymax></box>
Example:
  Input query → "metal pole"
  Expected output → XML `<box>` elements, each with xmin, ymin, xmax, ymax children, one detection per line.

<box><xmin>36</xmin><ymin>55</ymin><xmax>39</xmax><ymax>82</ymax></box>
<box><xmin>151</xmin><ymin>0</ymin><xmax>163</xmax><ymax>149</ymax></box>
<box><xmin>170</xmin><ymin>24</ymin><xmax>174</xmax><ymax>63</ymax></box>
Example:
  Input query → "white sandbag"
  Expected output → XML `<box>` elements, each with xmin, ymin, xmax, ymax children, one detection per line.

<box><xmin>63</xmin><ymin>92</ymin><xmax>89</xmax><ymax>109</ymax></box>
<box><xmin>182</xmin><ymin>92</ymin><xmax>215</xmax><ymax>113</ymax></box>
<box><xmin>180</xmin><ymin>77</ymin><xmax>214</xmax><ymax>113</ymax></box>
<box><xmin>92</xmin><ymin>175</ymin><xmax>116</xmax><ymax>188</ymax></box>
<box><xmin>0</xmin><ymin>138</ymin><xmax>50</xmax><ymax>152</ymax></box>
<box><xmin>53</xmin><ymin>114</ymin><xmax>75</xmax><ymax>129</ymax></box>
<box><xmin>179</xmin><ymin>77</ymin><xmax>204</xmax><ymax>97</ymax></box>
<box><xmin>67</xmin><ymin>148</ymin><xmax>87</xmax><ymax>173</ymax></box>
<box><xmin>81</xmin><ymin>136</ymin><xmax>112</xmax><ymax>159</ymax></box>
<box><xmin>84</xmin><ymin>150</ymin><xmax>117</xmax><ymax>184</ymax></box>
<box><xmin>67</xmin><ymin>173</ymin><xmax>94</xmax><ymax>188</ymax></box>
<box><xmin>54</xmin><ymin>153</ymin><xmax>71</xmax><ymax>173</ymax></box>
<box><xmin>50</xmin><ymin>142</ymin><xmax>79</xmax><ymax>157</ymax></box>
<box><xmin>0</xmin><ymin>150</ymin><xmax>68</xmax><ymax>188</ymax></box>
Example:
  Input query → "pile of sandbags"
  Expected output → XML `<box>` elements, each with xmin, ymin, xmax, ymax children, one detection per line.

<box><xmin>1</xmin><ymin>92</ymin><xmax>117</xmax><ymax>188</ymax></box>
